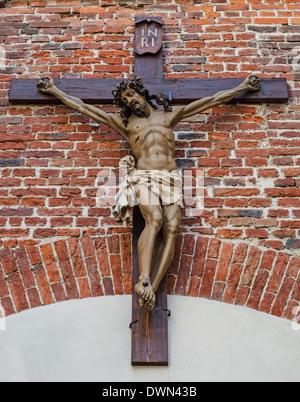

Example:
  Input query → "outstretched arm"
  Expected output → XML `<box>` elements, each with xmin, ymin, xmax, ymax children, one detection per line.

<box><xmin>37</xmin><ymin>77</ymin><xmax>127</xmax><ymax>139</ymax></box>
<box><xmin>171</xmin><ymin>75</ymin><xmax>261</xmax><ymax>127</ymax></box>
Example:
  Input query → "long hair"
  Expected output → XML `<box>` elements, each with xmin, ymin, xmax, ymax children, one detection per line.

<box><xmin>112</xmin><ymin>77</ymin><xmax>172</xmax><ymax>127</ymax></box>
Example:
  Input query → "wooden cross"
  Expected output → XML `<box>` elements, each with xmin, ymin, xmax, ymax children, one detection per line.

<box><xmin>9</xmin><ymin>17</ymin><xmax>288</xmax><ymax>366</ymax></box>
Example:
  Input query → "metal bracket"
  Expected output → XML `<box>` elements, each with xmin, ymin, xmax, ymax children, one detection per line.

<box><xmin>129</xmin><ymin>319</ymin><xmax>138</xmax><ymax>329</ymax></box>
<box><xmin>162</xmin><ymin>307</ymin><xmax>171</xmax><ymax>317</ymax></box>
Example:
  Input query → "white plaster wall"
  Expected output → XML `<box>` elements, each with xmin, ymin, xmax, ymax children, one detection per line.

<box><xmin>0</xmin><ymin>295</ymin><xmax>299</xmax><ymax>382</ymax></box>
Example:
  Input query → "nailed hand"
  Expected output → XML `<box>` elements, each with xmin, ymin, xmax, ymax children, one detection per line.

<box><xmin>244</xmin><ymin>74</ymin><xmax>261</xmax><ymax>92</ymax></box>
<box><xmin>37</xmin><ymin>76</ymin><xmax>55</xmax><ymax>94</ymax></box>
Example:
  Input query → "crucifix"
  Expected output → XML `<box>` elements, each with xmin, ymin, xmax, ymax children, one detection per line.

<box><xmin>9</xmin><ymin>17</ymin><xmax>288</xmax><ymax>366</ymax></box>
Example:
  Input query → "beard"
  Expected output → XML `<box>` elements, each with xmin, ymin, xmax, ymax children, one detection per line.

<box><xmin>131</xmin><ymin>100</ymin><xmax>147</xmax><ymax>117</ymax></box>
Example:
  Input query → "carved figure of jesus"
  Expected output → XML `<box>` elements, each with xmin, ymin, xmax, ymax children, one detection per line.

<box><xmin>37</xmin><ymin>74</ymin><xmax>260</xmax><ymax>312</ymax></box>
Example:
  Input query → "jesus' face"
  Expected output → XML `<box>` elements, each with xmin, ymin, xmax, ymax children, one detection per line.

<box><xmin>120</xmin><ymin>87</ymin><xmax>147</xmax><ymax>117</ymax></box>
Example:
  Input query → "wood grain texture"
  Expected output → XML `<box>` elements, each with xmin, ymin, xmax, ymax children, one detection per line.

<box><xmin>9</xmin><ymin>78</ymin><xmax>288</xmax><ymax>105</ymax></box>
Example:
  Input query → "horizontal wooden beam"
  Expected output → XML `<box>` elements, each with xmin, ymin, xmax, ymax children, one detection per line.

<box><xmin>9</xmin><ymin>77</ymin><xmax>288</xmax><ymax>105</ymax></box>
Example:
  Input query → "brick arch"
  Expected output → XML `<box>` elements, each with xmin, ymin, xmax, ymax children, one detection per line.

<box><xmin>168</xmin><ymin>234</ymin><xmax>299</xmax><ymax>319</ymax></box>
<box><xmin>0</xmin><ymin>233</ymin><xmax>298</xmax><ymax>321</ymax></box>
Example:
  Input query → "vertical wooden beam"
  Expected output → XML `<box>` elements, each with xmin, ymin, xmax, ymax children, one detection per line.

<box><xmin>131</xmin><ymin>207</ymin><xmax>168</xmax><ymax>366</ymax></box>
<box><xmin>134</xmin><ymin>51</ymin><xmax>164</xmax><ymax>80</ymax></box>
<box><xmin>131</xmin><ymin>16</ymin><xmax>169</xmax><ymax>366</ymax></box>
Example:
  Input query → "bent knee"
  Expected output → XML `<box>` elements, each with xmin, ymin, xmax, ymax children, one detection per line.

<box><xmin>165</xmin><ymin>219</ymin><xmax>180</xmax><ymax>237</ymax></box>
<box><xmin>146</xmin><ymin>210</ymin><xmax>163</xmax><ymax>230</ymax></box>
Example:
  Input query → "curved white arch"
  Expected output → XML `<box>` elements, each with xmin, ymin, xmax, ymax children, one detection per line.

<box><xmin>0</xmin><ymin>295</ymin><xmax>299</xmax><ymax>382</ymax></box>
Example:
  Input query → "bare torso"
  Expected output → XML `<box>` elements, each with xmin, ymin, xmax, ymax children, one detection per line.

<box><xmin>126</xmin><ymin>109</ymin><xmax>177</xmax><ymax>172</ymax></box>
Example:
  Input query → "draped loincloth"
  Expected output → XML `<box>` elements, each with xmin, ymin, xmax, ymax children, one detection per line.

<box><xmin>112</xmin><ymin>156</ymin><xmax>183</xmax><ymax>225</ymax></box>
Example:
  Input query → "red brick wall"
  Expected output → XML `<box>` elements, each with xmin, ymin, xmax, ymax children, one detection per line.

<box><xmin>0</xmin><ymin>0</ymin><xmax>299</xmax><ymax>320</ymax></box>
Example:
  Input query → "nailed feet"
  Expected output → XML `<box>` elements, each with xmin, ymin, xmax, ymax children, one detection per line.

<box><xmin>134</xmin><ymin>277</ymin><xmax>156</xmax><ymax>312</ymax></box>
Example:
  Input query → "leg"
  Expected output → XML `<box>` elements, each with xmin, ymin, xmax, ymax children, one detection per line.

<box><xmin>151</xmin><ymin>205</ymin><xmax>182</xmax><ymax>294</ymax></box>
<box><xmin>134</xmin><ymin>185</ymin><xmax>163</xmax><ymax>311</ymax></box>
